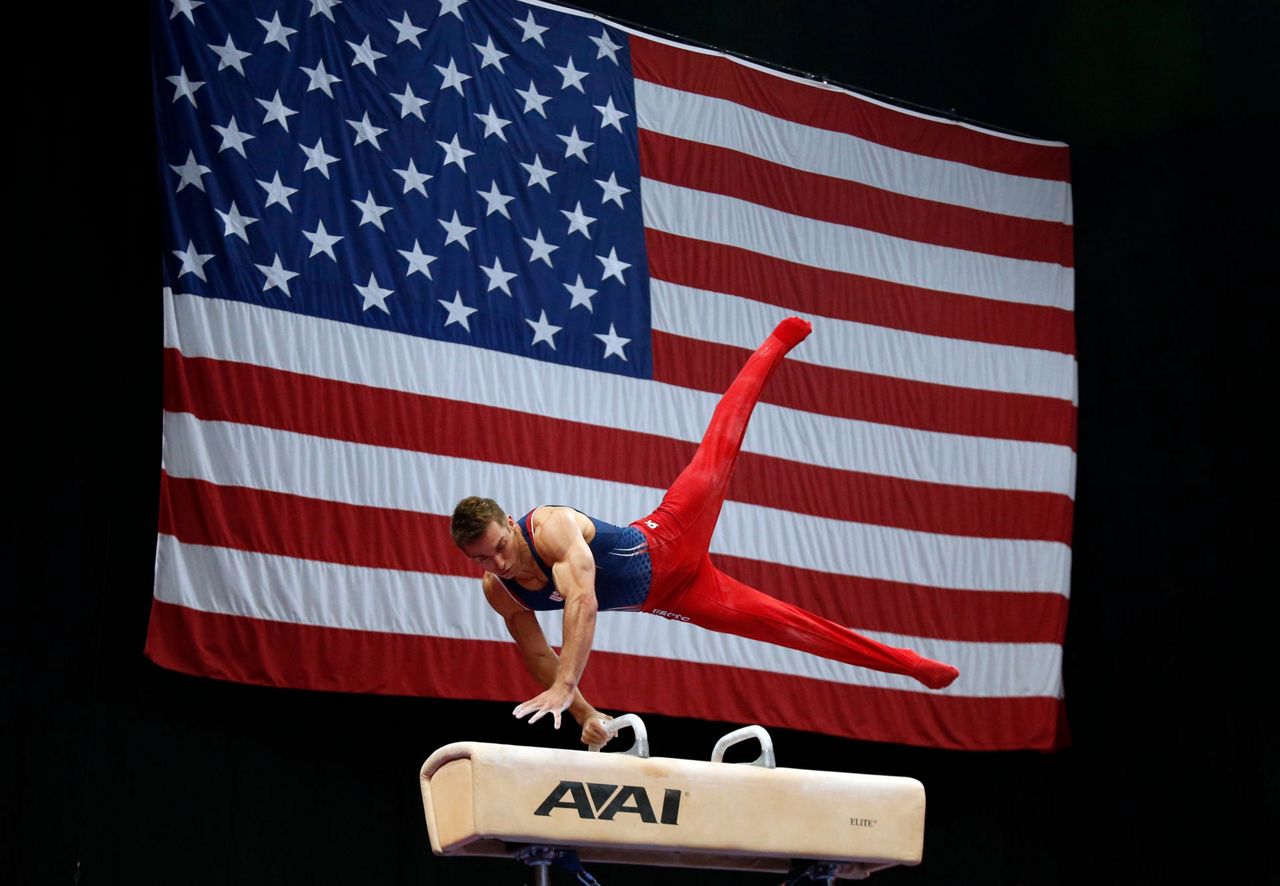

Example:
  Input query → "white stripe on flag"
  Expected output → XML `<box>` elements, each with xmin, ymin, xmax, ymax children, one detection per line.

<box><xmin>635</xmin><ymin>79</ymin><xmax>1074</xmax><ymax>224</ymax></box>
<box><xmin>154</xmin><ymin>535</ymin><xmax>1066</xmax><ymax>699</ymax></box>
<box><xmin>162</xmin><ymin>411</ymin><xmax>1072</xmax><ymax>594</ymax></box>
<box><xmin>164</xmin><ymin>289</ymin><xmax>1077</xmax><ymax>496</ymax></box>
<box><xmin>641</xmin><ymin>180</ymin><xmax>1075</xmax><ymax>310</ymax></box>
<box><xmin>651</xmin><ymin>281</ymin><xmax>1079</xmax><ymax>402</ymax></box>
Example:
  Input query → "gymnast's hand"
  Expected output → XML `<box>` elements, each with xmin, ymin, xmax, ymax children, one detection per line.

<box><xmin>578</xmin><ymin>710</ymin><xmax>613</xmax><ymax>747</ymax></box>
<box><xmin>512</xmin><ymin>683</ymin><xmax>575</xmax><ymax>729</ymax></box>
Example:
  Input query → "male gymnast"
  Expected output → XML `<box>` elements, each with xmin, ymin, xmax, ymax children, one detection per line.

<box><xmin>450</xmin><ymin>317</ymin><xmax>959</xmax><ymax>747</ymax></box>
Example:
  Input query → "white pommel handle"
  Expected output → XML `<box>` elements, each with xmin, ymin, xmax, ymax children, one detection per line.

<box><xmin>588</xmin><ymin>713</ymin><xmax>649</xmax><ymax>757</ymax></box>
<box><xmin>711</xmin><ymin>724</ymin><xmax>776</xmax><ymax>768</ymax></box>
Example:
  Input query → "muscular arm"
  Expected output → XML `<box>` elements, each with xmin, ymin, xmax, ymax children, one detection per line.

<box><xmin>540</xmin><ymin>509</ymin><xmax>599</xmax><ymax>694</ymax></box>
<box><xmin>507</xmin><ymin>508</ymin><xmax>601</xmax><ymax>730</ymax></box>
<box><xmin>483</xmin><ymin>570</ymin><xmax>612</xmax><ymax>744</ymax></box>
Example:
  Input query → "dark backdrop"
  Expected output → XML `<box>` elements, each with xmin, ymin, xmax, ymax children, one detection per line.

<box><xmin>12</xmin><ymin>1</ymin><xmax>1277</xmax><ymax>884</ymax></box>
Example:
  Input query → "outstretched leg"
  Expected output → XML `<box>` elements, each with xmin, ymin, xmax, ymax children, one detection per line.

<box><xmin>636</xmin><ymin>316</ymin><xmax>959</xmax><ymax>690</ymax></box>
<box><xmin>676</xmin><ymin>562</ymin><xmax>959</xmax><ymax>689</ymax></box>
<box><xmin>638</xmin><ymin>317</ymin><xmax>811</xmax><ymax>588</ymax></box>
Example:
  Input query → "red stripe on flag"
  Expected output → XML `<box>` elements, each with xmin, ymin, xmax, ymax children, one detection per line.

<box><xmin>646</xmin><ymin>231</ymin><xmax>1077</xmax><ymax>355</ymax></box>
<box><xmin>712</xmin><ymin>553</ymin><xmax>1068</xmax><ymax>644</ymax></box>
<box><xmin>144</xmin><ymin>598</ymin><xmax>527</xmax><ymax>699</ymax></box>
<box><xmin>631</xmin><ymin>36</ymin><xmax>1071</xmax><ymax>182</ymax></box>
<box><xmin>653</xmin><ymin>331</ymin><xmax>1077</xmax><ymax>449</ymax></box>
<box><xmin>145</xmin><ymin>601</ymin><xmax>1067</xmax><ymax>751</ymax></box>
<box><xmin>585</xmin><ymin>646</ymin><xmax>1069</xmax><ymax>752</ymax></box>
<box><xmin>158</xmin><ymin>472</ymin><xmax>476</xmax><ymax>576</ymax></box>
<box><xmin>163</xmin><ymin>350</ymin><xmax>1074</xmax><ymax>542</ymax></box>
<box><xmin>157</xmin><ymin>476</ymin><xmax>1064</xmax><ymax>643</ymax></box>
<box><xmin>640</xmin><ymin>130</ymin><xmax>1074</xmax><ymax>267</ymax></box>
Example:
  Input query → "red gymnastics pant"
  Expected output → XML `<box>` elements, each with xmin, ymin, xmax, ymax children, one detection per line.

<box><xmin>633</xmin><ymin>318</ymin><xmax>959</xmax><ymax>690</ymax></box>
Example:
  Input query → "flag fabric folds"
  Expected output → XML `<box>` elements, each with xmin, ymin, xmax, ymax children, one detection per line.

<box><xmin>148</xmin><ymin>0</ymin><xmax>1075</xmax><ymax>751</ymax></box>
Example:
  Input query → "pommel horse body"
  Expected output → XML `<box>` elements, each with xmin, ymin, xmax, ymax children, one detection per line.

<box><xmin>420</xmin><ymin>716</ymin><xmax>926</xmax><ymax>883</ymax></box>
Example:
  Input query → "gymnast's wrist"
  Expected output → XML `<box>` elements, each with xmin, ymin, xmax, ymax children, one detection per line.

<box><xmin>569</xmin><ymin>700</ymin><xmax>597</xmax><ymax>723</ymax></box>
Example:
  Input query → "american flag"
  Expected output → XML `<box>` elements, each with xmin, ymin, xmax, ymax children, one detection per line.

<box><xmin>148</xmin><ymin>0</ymin><xmax>1075</xmax><ymax>751</ymax></box>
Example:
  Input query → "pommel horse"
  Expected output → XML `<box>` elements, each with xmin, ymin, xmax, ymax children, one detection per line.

<box><xmin>420</xmin><ymin>715</ymin><xmax>926</xmax><ymax>884</ymax></box>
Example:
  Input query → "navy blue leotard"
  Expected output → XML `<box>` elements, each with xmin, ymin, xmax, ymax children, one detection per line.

<box><xmin>497</xmin><ymin>509</ymin><xmax>652</xmax><ymax>611</ymax></box>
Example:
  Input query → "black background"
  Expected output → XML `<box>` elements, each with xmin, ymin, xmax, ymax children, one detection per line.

<box><xmin>12</xmin><ymin>1</ymin><xmax>1277</xmax><ymax>884</ymax></box>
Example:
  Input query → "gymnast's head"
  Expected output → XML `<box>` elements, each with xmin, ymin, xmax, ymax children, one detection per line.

<box><xmin>451</xmin><ymin>496</ymin><xmax>518</xmax><ymax>576</ymax></box>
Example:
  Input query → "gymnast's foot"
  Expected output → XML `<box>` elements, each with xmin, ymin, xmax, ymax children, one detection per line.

<box><xmin>771</xmin><ymin>316</ymin><xmax>812</xmax><ymax>349</ymax></box>
<box><xmin>912</xmin><ymin>657</ymin><xmax>960</xmax><ymax>690</ymax></box>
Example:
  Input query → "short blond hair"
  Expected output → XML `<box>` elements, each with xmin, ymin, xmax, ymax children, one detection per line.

<box><xmin>450</xmin><ymin>496</ymin><xmax>506</xmax><ymax>547</ymax></box>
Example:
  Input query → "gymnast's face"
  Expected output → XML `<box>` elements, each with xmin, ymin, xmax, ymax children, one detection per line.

<box><xmin>463</xmin><ymin>517</ymin><xmax>519</xmax><ymax>579</ymax></box>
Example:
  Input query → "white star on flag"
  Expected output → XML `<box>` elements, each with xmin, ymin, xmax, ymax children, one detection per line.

<box><xmin>555</xmin><ymin>56</ymin><xmax>588</xmax><ymax>92</ymax></box>
<box><xmin>520</xmin><ymin>154</ymin><xmax>556</xmax><ymax>191</ymax></box>
<box><xmin>477</xmin><ymin>181</ymin><xmax>515</xmax><ymax>218</ymax></box>
<box><xmin>437</xmin><ymin>134</ymin><xmax>475</xmax><ymax>171</ymax></box>
<box><xmin>435</xmin><ymin>58</ymin><xmax>472</xmax><ymax>96</ymax></box>
<box><xmin>301</xmin><ymin>59</ymin><xmax>341</xmax><ymax>97</ymax></box>
<box><xmin>562</xmin><ymin>202</ymin><xmax>596</xmax><ymax>238</ymax></box>
<box><xmin>348</xmin><ymin>112</ymin><xmax>388</xmax><ymax>150</ymax></box>
<box><xmin>215</xmin><ymin>200</ymin><xmax>257</xmax><ymax>242</ymax></box>
<box><xmin>391</xmin><ymin>84</ymin><xmax>430</xmax><ymax>121</ymax></box>
<box><xmin>393</xmin><ymin>159</ymin><xmax>432</xmax><ymax>197</ymax></box>
<box><xmin>474</xmin><ymin>105</ymin><xmax>513</xmax><ymax>141</ymax></box>
<box><xmin>258</xmin><ymin>13</ymin><xmax>297</xmax><ymax>50</ymax></box>
<box><xmin>389</xmin><ymin>12</ymin><xmax>426</xmax><ymax>48</ymax></box>
<box><xmin>302</xmin><ymin>220</ymin><xmax>343</xmax><ymax>261</ymax></box>
<box><xmin>255</xmin><ymin>253</ymin><xmax>299</xmax><ymax>296</ymax></box>
<box><xmin>173</xmin><ymin>240</ymin><xmax>214</xmax><ymax>281</ymax></box>
<box><xmin>301</xmin><ymin>138</ymin><xmax>340</xmax><ymax>178</ymax></box>
<box><xmin>514</xmin><ymin>11</ymin><xmax>548</xmax><ymax>45</ymax></box>
<box><xmin>595</xmin><ymin>97</ymin><xmax>629</xmax><ymax>132</ymax></box>
<box><xmin>480</xmin><ymin>256</ymin><xmax>517</xmax><ymax>295</ymax></box>
<box><xmin>169</xmin><ymin>0</ymin><xmax>203</xmax><ymax>24</ymax></box>
<box><xmin>596</xmin><ymin>172</ymin><xmax>630</xmax><ymax>207</ymax></box>
<box><xmin>594</xmin><ymin>323</ymin><xmax>630</xmax><ymax>360</ymax></box>
<box><xmin>590</xmin><ymin>29</ymin><xmax>623</xmax><ymax>64</ymax></box>
<box><xmin>346</xmin><ymin>36</ymin><xmax>386</xmax><ymax>74</ymax></box>
<box><xmin>525</xmin><ymin>309</ymin><xmax>562</xmax><ymax>349</ymax></box>
<box><xmin>564</xmin><ymin>274</ymin><xmax>598</xmax><ymax>311</ymax></box>
<box><xmin>212</xmin><ymin>116</ymin><xmax>254</xmax><ymax>157</ymax></box>
<box><xmin>208</xmin><ymin>35</ymin><xmax>251</xmax><ymax>76</ymax></box>
<box><xmin>523</xmin><ymin>229</ymin><xmax>559</xmax><ymax>266</ymax></box>
<box><xmin>516</xmin><ymin>80</ymin><xmax>551</xmax><ymax>117</ymax></box>
<box><xmin>170</xmin><ymin>150</ymin><xmax>210</xmax><ymax>192</ymax></box>
<box><xmin>257</xmin><ymin>172</ymin><xmax>298</xmax><ymax>212</ymax></box>
<box><xmin>597</xmin><ymin>247</ymin><xmax>631</xmax><ymax>284</ymax></box>
<box><xmin>439</xmin><ymin>0</ymin><xmax>468</xmax><ymax>21</ymax></box>
<box><xmin>309</xmin><ymin>0</ymin><xmax>341</xmax><ymax>23</ymax></box>
<box><xmin>167</xmin><ymin>67</ymin><xmax>204</xmax><ymax>106</ymax></box>
<box><xmin>398</xmin><ymin>240</ymin><xmax>438</xmax><ymax>278</ymax></box>
<box><xmin>473</xmin><ymin>36</ymin><xmax>509</xmax><ymax>71</ymax></box>
<box><xmin>558</xmin><ymin>126</ymin><xmax>593</xmax><ymax>162</ymax></box>
<box><xmin>355</xmin><ymin>273</ymin><xmax>394</xmax><ymax>313</ymax></box>
<box><xmin>439</xmin><ymin>211</ymin><xmax>475</xmax><ymax>250</ymax></box>
<box><xmin>352</xmin><ymin>191</ymin><xmax>392</xmax><ymax>230</ymax></box>
<box><xmin>257</xmin><ymin>91</ymin><xmax>298</xmax><ymax>131</ymax></box>
<box><xmin>438</xmin><ymin>291</ymin><xmax>479</xmax><ymax>330</ymax></box>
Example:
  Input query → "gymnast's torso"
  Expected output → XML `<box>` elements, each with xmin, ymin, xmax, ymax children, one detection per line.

<box><xmin>497</xmin><ymin>507</ymin><xmax>653</xmax><ymax>611</ymax></box>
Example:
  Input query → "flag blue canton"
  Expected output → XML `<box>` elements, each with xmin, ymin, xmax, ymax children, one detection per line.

<box><xmin>154</xmin><ymin>0</ymin><xmax>652</xmax><ymax>378</ymax></box>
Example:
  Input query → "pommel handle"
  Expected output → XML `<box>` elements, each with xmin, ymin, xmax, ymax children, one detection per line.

<box><xmin>587</xmin><ymin>713</ymin><xmax>649</xmax><ymax>757</ymax></box>
<box><xmin>711</xmin><ymin>724</ymin><xmax>776</xmax><ymax>768</ymax></box>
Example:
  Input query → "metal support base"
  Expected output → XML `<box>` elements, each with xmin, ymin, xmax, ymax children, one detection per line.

<box><xmin>513</xmin><ymin>846</ymin><xmax>603</xmax><ymax>886</ymax></box>
<box><xmin>783</xmin><ymin>861</ymin><xmax>840</xmax><ymax>885</ymax></box>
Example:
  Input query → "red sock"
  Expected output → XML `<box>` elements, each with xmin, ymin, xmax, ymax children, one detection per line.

<box><xmin>772</xmin><ymin>317</ymin><xmax>812</xmax><ymax>348</ymax></box>
<box><xmin>912</xmin><ymin>658</ymin><xmax>960</xmax><ymax>690</ymax></box>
